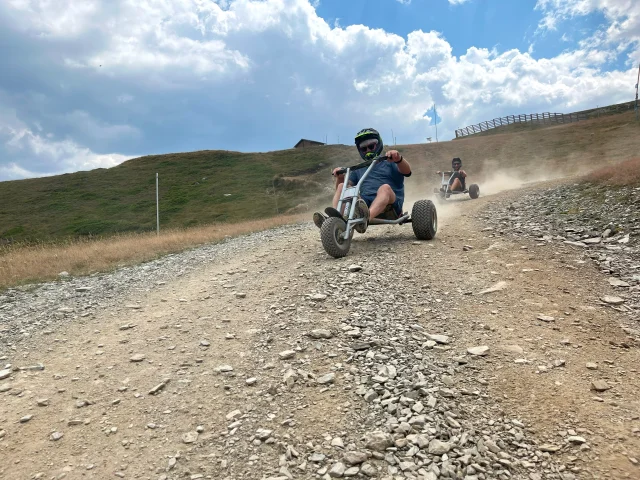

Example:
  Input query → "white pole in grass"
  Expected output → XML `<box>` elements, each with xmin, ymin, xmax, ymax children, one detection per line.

<box><xmin>635</xmin><ymin>62</ymin><xmax>639</xmax><ymax>121</ymax></box>
<box><xmin>156</xmin><ymin>173</ymin><xmax>160</xmax><ymax>235</ymax></box>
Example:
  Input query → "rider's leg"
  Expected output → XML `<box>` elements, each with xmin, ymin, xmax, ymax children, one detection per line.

<box><xmin>368</xmin><ymin>184</ymin><xmax>396</xmax><ymax>219</ymax></box>
<box><xmin>332</xmin><ymin>182</ymin><xmax>344</xmax><ymax>210</ymax></box>
<box><xmin>450</xmin><ymin>178</ymin><xmax>463</xmax><ymax>191</ymax></box>
<box><xmin>314</xmin><ymin>181</ymin><xmax>348</xmax><ymax>228</ymax></box>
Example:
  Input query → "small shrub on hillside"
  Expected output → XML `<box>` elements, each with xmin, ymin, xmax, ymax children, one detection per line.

<box><xmin>584</xmin><ymin>158</ymin><xmax>640</xmax><ymax>187</ymax></box>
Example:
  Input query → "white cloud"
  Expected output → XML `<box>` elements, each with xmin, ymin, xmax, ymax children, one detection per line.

<box><xmin>117</xmin><ymin>94</ymin><xmax>134</xmax><ymax>104</ymax></box>
<box><xmin>0</xmin><ymin>0</ymin><xmax>637</xmax><ymax>180</ymax></box>
<box><xmin>0</xmin><ymin>108</ymin><xmax>131</xmax><ymax>180</ymax></box>
<box><xmin>535</xmin><ymin>0</ymin><xmax>640</xmax><ymax>62</ymax></box>
<box><xmin>5</xmin><ymin>0</ymin><xmax>101</xmax><ymax>37</ymax></box>
<box><xmin>448</xmin><ymin>0</ymin><xmax>471</xmax><ymax>4</ymax></box>
<box><xmin>5</xmin><ymin>0</ymin><xmax>251</xmax><ymax>79</ymax></box>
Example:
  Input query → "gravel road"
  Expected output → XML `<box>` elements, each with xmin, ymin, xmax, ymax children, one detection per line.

<box><xmin>1</xmin><ymin>181</ymin><xmax>639</xmax><ymax>480</ymax></box>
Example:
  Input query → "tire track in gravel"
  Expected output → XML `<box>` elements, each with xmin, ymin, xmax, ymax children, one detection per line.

<box><xmin>1</xmin><ymin>182</ymin><xmax>639</xmax><ymax>480</ymax></box>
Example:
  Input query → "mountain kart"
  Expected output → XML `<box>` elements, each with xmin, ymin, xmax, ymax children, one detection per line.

<box><xmin>320</xmin><ymin>155</ymin><xmax>438</xmax><ymax>258</ymax></box>
<box><xmin>434</xmin><ymin>171</ymin><xmax>480</xmax><ymax>201</ymax></box>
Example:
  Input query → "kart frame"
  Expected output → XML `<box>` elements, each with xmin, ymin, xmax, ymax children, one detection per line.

<box><xmin>434</xmin><ymin>171</ymin><xmax>479</xmax><ymax>199</ymax></box>
<box><xmin>332</xmin><ymin>155</ymin><xmax>411</xmax><ymax>241</ymax></box>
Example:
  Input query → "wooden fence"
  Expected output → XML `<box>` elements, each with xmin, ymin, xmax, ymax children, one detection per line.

<box><xmin>454</xmin><ymin>101</ymin><xmax>636</xmax><ymax>139</ymax></box>
<box><xmin>454</xmin><ymin>112</ymin><xmax>588</xmax><ymax>138</ymax></box>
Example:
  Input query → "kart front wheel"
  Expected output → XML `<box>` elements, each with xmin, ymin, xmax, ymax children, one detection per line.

<box><xmin>411</xmin><ymin>200</ymin><xmax>437</xmax><ymax>240</ymax></box>
<box><xmin>469</xmin><ymin>184</ymin><xmax>480</xmax><ymax>199</ymax></box>
<box><xmin>320</xmin><ymin>217</ymin><xmax>351</xmax><ymax>258</ymax></box>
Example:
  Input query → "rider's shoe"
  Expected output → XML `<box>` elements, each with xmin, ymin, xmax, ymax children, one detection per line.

<box><xmin>313</xmin><ymin>212</ymin><xmax>327</xmax><ymax>229</ymax></box>
<box><xmin>354</xmin><ymin>199</ymin><xmax>369</xmax><ymax>234</ymax></box>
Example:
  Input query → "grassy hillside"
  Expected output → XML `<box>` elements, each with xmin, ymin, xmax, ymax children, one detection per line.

<box><xmin>0</xmin><ymin>146</ymin><xmax>358</xmax><ymax>243</ymax></box>
<box><xmin>1</xmin><ymin>110</ymin><xmax>639</xmax><ymax>243</ymax></box>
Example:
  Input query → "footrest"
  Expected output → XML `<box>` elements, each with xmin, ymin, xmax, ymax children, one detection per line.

<box><xmin>324</xmin><ymin>207</ymin><xmax>345</xmax><ymax>220</ymax></box>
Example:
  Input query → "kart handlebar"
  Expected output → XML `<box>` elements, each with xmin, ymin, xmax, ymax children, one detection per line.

<box><xmin>333</xmin><ymin>155</ymin><xmax>389</xmax><ymax>176</ymax></box>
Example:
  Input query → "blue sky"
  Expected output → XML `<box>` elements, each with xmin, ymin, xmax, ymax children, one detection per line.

<box><xmin>0</xmin><ymin>0</ymin><xmax>638</xmax><ymax>180</ymax></box>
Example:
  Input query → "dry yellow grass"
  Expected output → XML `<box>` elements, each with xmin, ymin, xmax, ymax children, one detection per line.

<box><xmin>0</xmin><ymin>215</ymin><xmax>305</xmax><ymax>290</ymax></box>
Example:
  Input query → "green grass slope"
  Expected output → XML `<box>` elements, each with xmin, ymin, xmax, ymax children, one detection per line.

<box><xmin>0</xmin><ymin>146</ymin><xmax>357</xmax><ymax>242</ymax></box>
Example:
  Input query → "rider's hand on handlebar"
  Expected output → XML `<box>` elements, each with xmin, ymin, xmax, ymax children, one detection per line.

<box><xmin>386</xmin><ymin>150</ymin><xmax>400</xmax><ymax>163</ymax></box>
<box><xmin>332</xmin><ymin>167</ymin><xmax>344</xmax><ymax>177</ymax></box>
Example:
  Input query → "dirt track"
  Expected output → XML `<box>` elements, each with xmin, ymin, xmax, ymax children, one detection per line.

<box><xmin>1</xmin><ymin>181</ymin><xmax>639</xmax><ymax>480</ymax></box>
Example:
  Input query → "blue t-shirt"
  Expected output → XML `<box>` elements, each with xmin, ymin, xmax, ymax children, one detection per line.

<box><xmin>349</xmin><ymin>160</ymin><xmax>409</xmax><ymax>205</ymax></box>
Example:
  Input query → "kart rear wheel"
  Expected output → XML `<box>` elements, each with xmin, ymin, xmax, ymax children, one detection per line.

<box><xmin>469</xmin><ymin>184</ymin><xmax>480</xmax><ymax>199</ymax></box>
<box><xmin>411</xmin><ymin>200</ymin><xmax>437</xmax><ymax>240</ymax></box>
<box><xmin>320</xmin><ymin>217</ymin><xmax>351</xmax><ymax>258</ymax></box>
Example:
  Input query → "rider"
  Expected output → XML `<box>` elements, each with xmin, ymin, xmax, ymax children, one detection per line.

<box><xmin>438</xmin><ymin>157</ymin><xmax>466</xmax><ymax>191</ymax></box>
<box><xmin>313</xmin><ymin>128</ymin><xmax>412</xmax><ymax>228</ymax></box>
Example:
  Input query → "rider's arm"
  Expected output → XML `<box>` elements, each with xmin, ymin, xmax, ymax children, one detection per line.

<box><xmin>395</xmin><ymin>156</ymin><xmax>412</xmax><ymax>176</ymax></box>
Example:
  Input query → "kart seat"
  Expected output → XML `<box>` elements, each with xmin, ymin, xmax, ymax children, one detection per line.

<box><xmin>375</xmin><ymin>203</ymin><xmax>400</xmax><ymax>220</ymax></box>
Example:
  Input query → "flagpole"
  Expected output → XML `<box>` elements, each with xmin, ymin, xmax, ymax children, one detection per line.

<box><xmin>434</xmin><ymin>103</ymin><xmax>438</xmax><ymax>142</ymax></box>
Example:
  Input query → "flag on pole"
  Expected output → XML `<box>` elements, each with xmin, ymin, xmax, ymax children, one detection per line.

<box><xmin>423</xmin><ymin>104</ymin><xmax>442</xmax><ymax>125</ymax></box>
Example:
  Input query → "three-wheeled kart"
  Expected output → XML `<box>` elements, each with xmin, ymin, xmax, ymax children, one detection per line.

<box><xmin>320</xmin><ymin>155</ymin><xmax>437</xmax><ymax>258</ymax></box>
<box><xmin>434</xmin><ymin>171</ymin><xmax>480</xmax><ymax>201</ymax></box>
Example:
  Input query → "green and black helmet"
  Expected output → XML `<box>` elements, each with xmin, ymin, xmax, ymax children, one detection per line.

<box><xmin>354</xmin><ymin>128</ymin><xmax>384</xmax><ymax>160</ymax></box>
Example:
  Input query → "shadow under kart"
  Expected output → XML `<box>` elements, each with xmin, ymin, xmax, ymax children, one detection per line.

<box><xmin>320</xmin><ymin>155</ymin><xmax>437</xmax><ymax>258</ymax></box>
<box><xmin>434</xmin><ymin>171</ymin><xmax>480</xmax><ymax>201</ymax></box>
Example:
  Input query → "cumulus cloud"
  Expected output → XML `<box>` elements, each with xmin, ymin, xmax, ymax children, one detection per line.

<box><xmin>0</xmin><ymin>0</ymin><xmax>636</xmax><ymax>181</ymax></box>
<box><xmin>536</xmin><ymin>0</ymin><xmax>640</xmax><ymax>62</ymax></box>
<box><xmin>0</xmin><ymin>107</ymin><xmax>131</xmax><ymax>180</ymax></box>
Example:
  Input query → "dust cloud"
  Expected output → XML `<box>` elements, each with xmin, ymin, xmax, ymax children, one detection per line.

<box><xmin>304</xmin><ymin>154</ymin><xmax>599</xmax><ymax>225</ymax></box>
<box><xmin>402</xmin><ymin>157</ymin><xmax>574</xmax><ymax>224</ymax></box>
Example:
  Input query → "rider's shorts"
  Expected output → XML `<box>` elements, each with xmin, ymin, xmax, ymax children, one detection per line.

<box><xmin>361</xmin><ymin>194</ymin><xmax>403</xmax><ymax>217</ymax></box>
<box><xmin>448</xmin><ymin>172</ymin><xmax>466</xmax><ymax>190</ymax></box>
